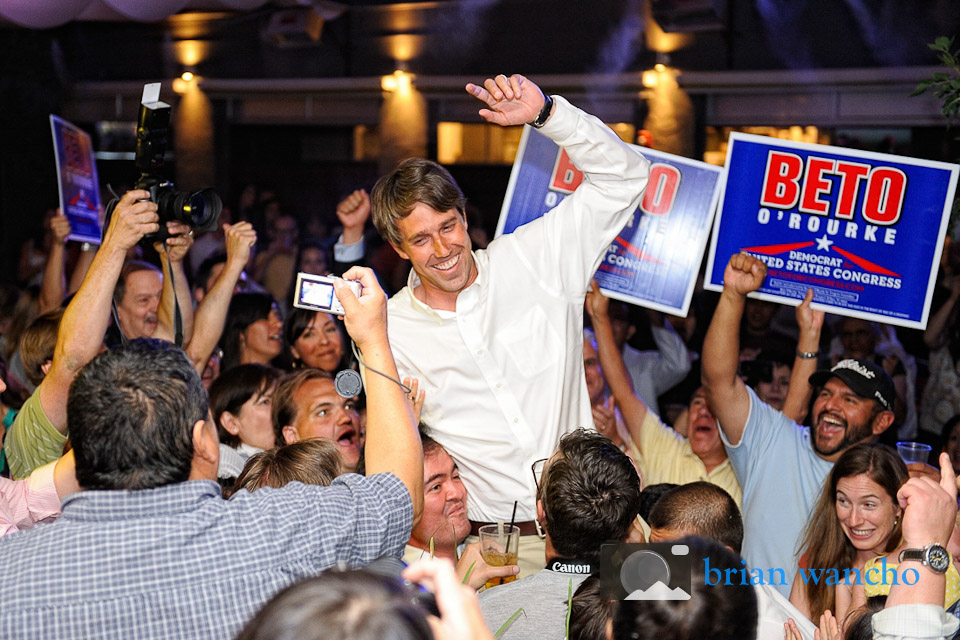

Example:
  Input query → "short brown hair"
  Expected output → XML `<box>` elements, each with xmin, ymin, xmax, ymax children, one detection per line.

<box><xmin>20</xmin><ymin>308</ymin><xmax>65</xmax><ymax>387</ymax></box>
<box><xmin>271</xmin><ymin>368</ymin><xmax>334</xmax><ymax>445</ymax></box>
<box><xmin>230</xmin><ymin>438</ymin><xmax>342</xmax><ymax>495</ymax></box>
<box><xmin>371</xmin><ymin>158</ymin><xmax>467</xmax><ymax>247</ymax></box>
<box><xmin>114</xmin><ymin>260</ymin><xmax>161</xmax><ymax>306</ymax></box>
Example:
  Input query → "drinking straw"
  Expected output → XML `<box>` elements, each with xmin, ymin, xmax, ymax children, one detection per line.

<box><xmin>509</xmin><ymin>500</ymin><xmax>518</xmax><ymax>532</ymax></box>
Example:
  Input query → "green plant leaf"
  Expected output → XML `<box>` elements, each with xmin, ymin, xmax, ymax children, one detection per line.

<box><xmin>462</xmin><ymin>561</ymin><xmax>477</xmax><ymax>585</ymax></box>
<box><xmin>429</xmin><ymin>537</ymin><xmax>434</xmax><ymax>559</ymax></box>
<box><xmin>494</xmin><ymin>608</ymin><xmax>526</xmax><ymax>638</ymax></box>
<box><xmin>565</xmin><ymin>578</ymin><xmax>573</xmax><ymax>639</ymax></box>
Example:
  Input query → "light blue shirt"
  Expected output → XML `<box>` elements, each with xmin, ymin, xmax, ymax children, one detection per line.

<box><xmin>721</xmin><ymin>387</ymin><xmax>833</xmax><ymax>598</ymax></box>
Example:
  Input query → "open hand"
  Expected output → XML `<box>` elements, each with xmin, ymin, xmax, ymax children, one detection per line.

<box><xmin>465</xmin><ymin>74</ymin><xmax>546</xmax><ymax>127</ymax></box>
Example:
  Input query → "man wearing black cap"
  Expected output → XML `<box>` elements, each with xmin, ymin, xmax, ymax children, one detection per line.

<box><xmin>701</xmin><ymin>252</ymin><xmax>895</xmax><ymax>598</ymax></box>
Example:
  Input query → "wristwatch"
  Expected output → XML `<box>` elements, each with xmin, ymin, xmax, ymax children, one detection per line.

<box><xmin>898</xmin><ymin>543</ymin><xmax>951</xmax><ymax>574</ymax></box>
<box><xmin>530</xmin><ymin>94</ymin><xmax>554</xmax><ymax>129</ymax></box>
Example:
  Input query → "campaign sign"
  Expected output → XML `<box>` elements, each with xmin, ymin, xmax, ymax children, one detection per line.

<box><xmin>497</xmin><ymin>126</ymin><xmax>722</xmax><ymax>316</ymax></box>
<box><xmin>704</xmin><ymin>133</ymin><xmax>959</xmax><ymax>329</ymax></box>
<box><xmin>50</xmin><ymin>115</ymin><xmax>102</xmax><ymax>244</ymax></box>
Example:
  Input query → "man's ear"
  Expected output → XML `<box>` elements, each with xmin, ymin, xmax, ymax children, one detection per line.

<box><xmin>40</xmin><ymin>359</ymin><xmax>53</xmax><ymax>377</ymax></box>
<box><xmin>281</xmin><ymin>425</ymin><xmax>299</xmax><ymax>445</ymax></box>
<box><xmin>871</xmin><ymin>410</ymin><xmax>896</xmax><ymax>436</ymax></box>
<box><xmin>536</xmin><ymin>499</ymin><xmax>545</xmax><ymax>524</ymax></box>
<box><xmin>626</xmin><ymin>325</ymin><xmax>637</xmax><ymax>342</ymax></box>
<box><xmin>390</xmin><ymin>242</ymin><xmax>410</xmax><ymax>261</ymax></box>
<box><xmin>220</xmin><ymin>411</ymin><xmax>241</xmax><ymax>437</ymax></box>
<box><xmin>624</xmin><ymin>519</ymin><xmax>646</xmax><ymax>543</ymax></box>
<box><xmin>192</xmin><ymin>419</ymin><xmax>218</xmax><ymax>464</ymax></box>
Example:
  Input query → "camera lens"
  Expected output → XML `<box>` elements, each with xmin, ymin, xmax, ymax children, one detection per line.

<box><xmin>157</xmin><ymin>188</ymin><xmax>222</xmax><ymax>232</ymax></box>
<box><xmin>182</xmin><ymin>189</ymin><xmax>222</xmax><ymax>232</ymax></box>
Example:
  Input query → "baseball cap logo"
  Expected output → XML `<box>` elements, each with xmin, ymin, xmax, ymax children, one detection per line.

<box><xmin>833</xmin><ymin>359</ymin><xmax>875</xmax><ymax>379</ymax></box>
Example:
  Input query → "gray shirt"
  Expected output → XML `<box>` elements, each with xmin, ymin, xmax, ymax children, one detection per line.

<box><xmin>479</xmin><ymin>569</ymin><xmax>588</xmax><ymax>640</ymax></box>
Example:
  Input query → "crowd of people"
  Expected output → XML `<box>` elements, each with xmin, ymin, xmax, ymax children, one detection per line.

<box><xmin>0</xmin><ymin>72</ymin><xmax>958</xmax><ymax>640</ymax></box>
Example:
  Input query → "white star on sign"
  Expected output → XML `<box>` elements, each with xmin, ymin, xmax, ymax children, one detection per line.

<box><xmin>815</xmin><ymin>234</ymin><xmax>834</xmax><ymax>251</ymax></box>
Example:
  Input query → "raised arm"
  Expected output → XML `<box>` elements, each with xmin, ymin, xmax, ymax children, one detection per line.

<box><xmin>154</xmin><ymin>221</ymin><xmax>195</xmax><ymax>345</ymax></box>
<box><xmin>332</xmin><ymin>189</ymin><xmax>370</xmax><ymax>273</ymax></box>
<box><xmin>335</xmin><ymin>267</ymin><xmax>423</xmax><ymax>524</ymax></box>
<box><xmin>67</xmin><ymin>243</ymin><xmax>97</xmax><ymax>296</ymax></box>
<box><xmin>646</xmin><ymin>309</ymin><xmax>692</xmax><ymax>395</ymax></box>
<box><xmin>701</xmin><ymin>253</ymin><xmax>767</xmax><ymax>445</ymax></box>
<box><xmin>586</xmin><ymin>284</ymin><xmax>649</xmax><ymax>437</ymax></box>
<box><xmin>38</xmin><ymin>213</ymin><xmax>71</xmax><ymax>314</ymax></box>
<box><xmin>37</xmin><ymin>190</ymin><xmax>159</xmax><ymax>432</ymax></box>
<box><xmin>884</xmin><ymin>453</ymin><xmax>956</xmax><ymax>610</ymax></box>
<box><xmin>781</xmin><ymin>289</ymin><xmax>824</xmax><ymax>423</ymax></box>
<box><xmin>924</xmin><ymin>276</ymin><xmax>960</xmax><ymax>349</ymax></box>
<box><xmin>185</xmin><ymin>222</ymin><xmax>257</xmax><ymax>372</ymax></box>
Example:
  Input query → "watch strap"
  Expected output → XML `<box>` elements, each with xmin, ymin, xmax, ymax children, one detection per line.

<box><xmin>531</xmin><ymin>94</ymin><xmax>554</xmax><ymax>129</ymax></box>
<box><xmin>899</xmin><ymin>544</ymin><xmax>950</xmax><ymax>574</ymax></box>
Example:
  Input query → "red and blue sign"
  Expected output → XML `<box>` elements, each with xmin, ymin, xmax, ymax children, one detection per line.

<box><xmin>705</xmin><ymin>133</ymin><xmax>959</xmax><ymax>329</ymax></box>
<box><xmin>50</xmin><ymin>115</ymin><xmax>103</xmax><ymax>244</ymax></box>
<box><xmin>497</xmin><ymin>126</ymin><xmax>722</xmax><ymax>316</ymax></box>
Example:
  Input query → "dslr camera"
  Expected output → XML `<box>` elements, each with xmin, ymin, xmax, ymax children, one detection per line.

<box><xmin>108</xmin><ymin>84</ymin><xmax>222</xmax><ymax>241</ymax></box>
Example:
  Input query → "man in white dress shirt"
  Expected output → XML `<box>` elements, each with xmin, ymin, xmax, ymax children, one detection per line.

<box><xmin>371</xmin><ymin>72</ymin><xmax>649</xmax><ymax>572</ymax></box>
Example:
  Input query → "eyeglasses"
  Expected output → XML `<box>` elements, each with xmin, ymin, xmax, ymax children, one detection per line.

<box><xmin>531</xmin><ymin>458</ymin><xmax>548</xmax><ymax>494</ymax></box>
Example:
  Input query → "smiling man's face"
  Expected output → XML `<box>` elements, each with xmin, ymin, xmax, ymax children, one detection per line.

<box><xmin>810</xmin><ymin>377</ymin><xmax>877</xmax><ymax>459</ymax></box>
<box><xmin>392</xmin><ymin>203</ymin><xmax>476</xmax><ymax>308</ymax></box>
<box><xmin>409</xmin><ymin>446</ymin><xmax>470</xmax><ymax>555</ymax></box>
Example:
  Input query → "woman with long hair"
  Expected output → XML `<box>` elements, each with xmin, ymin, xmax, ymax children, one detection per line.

<box><xmin>790</xmin><ymin>443</ymin><xmax>906</xmax><ymax>623</ymax></box>
<box><xmin>790</xmin><ymin>443</ymin><xmax>960</xmax><ymax>624</ymax></box>
<box><xmin>284</xmin><ymin>307</ymin><xmax>346</xmax><ymax>374</ymax></box>
<box><xmin>220</xmin><ymin>292</ymin><xmax>283</xmax><ymax>372</ymax></box>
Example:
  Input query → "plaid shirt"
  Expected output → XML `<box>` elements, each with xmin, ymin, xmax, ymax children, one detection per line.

<box><xmin>0</xmin><ymin>473</ymin><xmax>412</xmax><ymax>639</ymax></box>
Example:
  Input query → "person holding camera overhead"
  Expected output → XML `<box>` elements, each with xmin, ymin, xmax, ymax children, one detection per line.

<box><xmin>5</xmin><ymin>190</ymin><xmax>186</xmax><ymax>479</ymax></box>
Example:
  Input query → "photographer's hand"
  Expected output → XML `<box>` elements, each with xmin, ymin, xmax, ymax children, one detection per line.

<box><xmin>404</xmin><ymin>558</ymin><xmax>495</xmax><ymax>640</ymax></box>
<box><xmin>153</xmin><ymin>221</ymin><xmax>194</xmax><ymax>263</ymax></box>
<box><xmin>102</xmin><ymin>190</ymin><xmax>159</xmax><ymax>254</ymax></box>
<box><xmin>38</xmin><ymin>190</ymin><xmax>159</xmax><ymax>433</ymax></box>
<box><xmin>154</xmin><ymin>221</ymin><xmax>195</xmax><ymax>344</ymax></box>
<box><xmin>337</xmin><ymin>267</ymin><xmax>423</xmax><ymax>525</ymax></box>
<box><xmin>334</xmin><ymin>267</ymin><xmax>388</xmax><ymax>350</ymax></box>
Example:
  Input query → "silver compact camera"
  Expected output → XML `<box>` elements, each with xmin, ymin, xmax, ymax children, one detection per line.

<box><xmin>293</xmin><ymin>273</ymin><xmax>361</xmax><ymax>316</ymax></box>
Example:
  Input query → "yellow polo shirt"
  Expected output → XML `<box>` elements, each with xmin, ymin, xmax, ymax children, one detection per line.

<box><xmin>634</xmin><ymin>410</ymin><xmax>743</xmax><ymax>508</ymax></box>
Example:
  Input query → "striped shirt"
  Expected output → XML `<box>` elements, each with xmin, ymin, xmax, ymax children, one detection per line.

<box><xmin>0</xmin><ymin>473</ymin><xmax>412</xmax><ymax>639</ymax></box>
